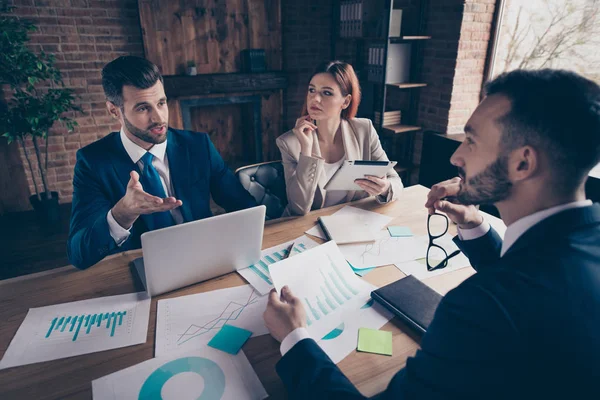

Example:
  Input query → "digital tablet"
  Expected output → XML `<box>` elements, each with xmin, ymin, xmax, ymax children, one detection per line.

<box><xmin>324</xmin><ymin>160</ymin><xmax>397</xmax><ymax>191</ymax></box>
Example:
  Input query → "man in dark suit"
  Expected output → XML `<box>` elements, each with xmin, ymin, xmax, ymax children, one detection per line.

<box><xmin>68</xmin><ymin>56</ymin><xmax>257</xmax><ymax>270</ymax></box>
<box><xmin>263</xmin><ymin>69</ymin><xmax>600</xmax><ymax>399</ymax></box>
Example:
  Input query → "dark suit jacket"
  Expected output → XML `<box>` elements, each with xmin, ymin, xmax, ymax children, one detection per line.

<box><xmin>276</xmin><ymin>204</ymin><xmax>600</xmax><ymax>399</ymax></box>
<box><xmin>67</xmin><ymin>128</ymin><xmax>257</xmax><ymax>270</ymax></box>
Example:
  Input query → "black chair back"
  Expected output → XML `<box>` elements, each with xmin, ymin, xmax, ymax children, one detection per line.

<box><xmin>235</xmin><ymin>161</ymin><xmax>288</xmax><ymax>220</ymax></box>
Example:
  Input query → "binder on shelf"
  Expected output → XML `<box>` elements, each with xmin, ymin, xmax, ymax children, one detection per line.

<box><xmin>386</xmin><ymin>43</ymin><xmax>411</xmax><ymax>84</ymax></box>
<box><xmin>389</xmin><ymin>9</ymin><xmax>403</xmax><ymax>37</ymax></box>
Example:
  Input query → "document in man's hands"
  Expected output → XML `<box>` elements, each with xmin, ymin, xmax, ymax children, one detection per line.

<box><xmin>317</xmin><ymin>214</ymin><xmax>378</xmax><ymax>244</ymax></box>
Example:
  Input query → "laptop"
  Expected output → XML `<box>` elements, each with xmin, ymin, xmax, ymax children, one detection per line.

<box><xmin>132</xmin><ymin>205</ymin><xmax>266</xmax><ymax>296</ymax></box>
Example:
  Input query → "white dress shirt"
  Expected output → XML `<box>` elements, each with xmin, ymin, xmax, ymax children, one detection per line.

<box><xmin>107</xmin><ymin>129</ymin><xmax>184</xmax><ymax>246</ymax></box>
<box><xmin>279</xmin><ymin>199</ymin><xmax>594</xmax><ymax>356</ymax></box>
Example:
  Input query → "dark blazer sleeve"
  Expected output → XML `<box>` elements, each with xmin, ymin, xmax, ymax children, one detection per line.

<box><xmin>205</xmin><ymin>135</ymin><xmax>257</xmax><ymax>212</ymax></box>
<box><xmin>67</xmin><ymin>150</ymin><xmax>122</xmax><ymax>270</ymax></box>
<box><xmin>276</xmin><ymin>274</ymin><xmax>519</xmax><ymax>400</ymax></box>
<box><xmin>452</xmin><ymin>227</ymin><xmax>503</xmax><ymax>272</ymax></box>
<box><xmin>276</xmin><ymin>338</ymin><xmax>366</xmax><ymax>400</ymax></box>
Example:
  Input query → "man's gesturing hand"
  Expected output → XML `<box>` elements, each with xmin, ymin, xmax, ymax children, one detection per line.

<box><xmin>424</xmin><ymin>177</ymin><xmax>483</xmax><ymax>229</ymax></box>
<box><xmin>111</xmin><ymin>171</ymin><xmax>182</xmax><ymax>229</ymax></box>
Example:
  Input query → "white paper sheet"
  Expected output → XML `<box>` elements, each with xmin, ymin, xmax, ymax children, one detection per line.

<box><xmin>394</xmin><ymin>234</ymin><xmax>471</xmax><ymax>280</ymax></box>
<box><xmin>0</xmin><ymin>292</ymin><xmax>151</xmax><ymax>370</ymax></box>
<box><xmin>305</xmin><ymin>206</ymin><xmax>394</xmax><ymax>239</ymax></box>
<box><xmin>339</xmin><ymin>230</ymin><xmax>427</xmax><ymax>269</ymax></box>
<box><xmin>269</xmin><ymin>241</ymin><xmax>375</xmax><ymax>339</ymax></box>
<box><xmin>317</xmin><ymin>298</ymin><xmax>393</xmax><ymax>364</ymax></box>
<box><xmin>92</xmin><ymin>347</ymin><xmax>267</xmax><ymax>400</ymax></box>
<box><xmin>237</xmin><ymin>235</ymin><xmax>319</xmax><ymax>295</ymax></box>
<box><xmin>155</xmin><ymin>285</ymin><xmax>269</xmax><ymax>357</ymax></box>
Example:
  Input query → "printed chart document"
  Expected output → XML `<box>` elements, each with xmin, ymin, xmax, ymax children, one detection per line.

<box><xmin>305</xmin><ymin>206</ymin><xmax>394</xmax><ymax>240</ymax></box>
<box><xmin>317</xmin><ymin>298</ymin><xmax>393</xmax><ymax>364</ymax></box>
<box><xmin>0</xmin><ymin>292</ymin><xmax>151</xmax><ymax>370</ymax></box>
<box><xmin>155</xmin><ymin>285</ymin><xmax>269</xmax><ymax>357</ymax></box>
<box><xmin>237</xmin><ymin>235</ymin><xmax>319</xmax><ymax>295</ymax></box>
<box><xmin>269</xmin><ymin>241</ymin><xmax>376</xmax><ymax>339</ymax></box>
<box><xmin>92</xmin><ymin>347</ymin><xmax>267</xmax><ymax>400</ymax></box>
<box><xmin>339</xmin><ymin>230</ymin><xmax>428</xmax><ymax>269</ymax></box>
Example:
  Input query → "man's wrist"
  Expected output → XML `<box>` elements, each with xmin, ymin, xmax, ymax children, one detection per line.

<box><xmin>111</xmin><ymin>201</ymin><xmax>137</xmax><ymax>229</ymax></box>
<box><xmin>280</xmin><ymin>327</ymin><xmax>311</xmax><ymax>356</ymax></box>
<box><xmin>458</xmin><ymin>214</ymin><xmax>484</xmax><ymax>230</ymax></box>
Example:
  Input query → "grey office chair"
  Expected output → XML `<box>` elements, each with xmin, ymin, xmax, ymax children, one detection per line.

<box><xmin>235</xmin><ymin>161</ymin><xmax>288</xmax><ymax>220</ymax></box>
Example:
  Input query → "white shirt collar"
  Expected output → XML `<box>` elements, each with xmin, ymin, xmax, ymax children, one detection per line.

<box><xmin>501</xmin><ymin>200</ymin><xmax>593</xmax><ymax>256</ymax></box>
<box><xmin>119</xmin><ymin>128</ymin><xmax>167</xmax><ymax>164</ymax></box>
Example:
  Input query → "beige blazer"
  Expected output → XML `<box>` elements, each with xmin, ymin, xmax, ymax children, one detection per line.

<box><xmin>276</xmin><ymin>117</ymin><xmax>403</xmax><ymax>216</ymax></box>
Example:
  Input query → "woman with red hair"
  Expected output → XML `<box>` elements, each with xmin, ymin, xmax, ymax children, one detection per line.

<box><xmin>277</xmin><ymin>60</ymin><xmax>403</xmax><ymax>216</ymax></box>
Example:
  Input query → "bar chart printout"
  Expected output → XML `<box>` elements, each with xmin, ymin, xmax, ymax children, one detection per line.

<box><xmin>269</xmin><ymin>241</ymin><xmax>376</xmax><ymax>339</ymax></box>
<box><xmin>237</xmin><ymin>235</ymin><xmax>319</xmax><ymax>295</ymax></box>
<box><xmin>0</xmin><ymin>292</ymin><xmax>151</xmax><ymax>370</ymax></box>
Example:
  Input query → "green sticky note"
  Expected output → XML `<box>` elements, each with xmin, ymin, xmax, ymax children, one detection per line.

<box><xmin>357</xmin><ymin>328</ymin><xmax>393</xmax><ymax>356</ymax></box>
<box><xmin>387</xmin><ymin>226</ymin><xmax>413</xmax><ymax>237</ymax></box>
<box><xmin>208</xmin><ymin>324</ymin><xmax>252</xmax><ymax>355</ymax></box>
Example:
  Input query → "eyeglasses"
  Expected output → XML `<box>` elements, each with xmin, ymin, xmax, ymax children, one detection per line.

<box><xmin>426</xmin><ymin>212</ymin><xmax>461</xmax><ymax>271</ymax></box>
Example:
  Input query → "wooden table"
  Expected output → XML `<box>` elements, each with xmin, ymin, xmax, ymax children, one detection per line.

<box><xmin>0</xmin><ymin>185</ymin><xmax>475</xmax><ymax>399</ymax></box>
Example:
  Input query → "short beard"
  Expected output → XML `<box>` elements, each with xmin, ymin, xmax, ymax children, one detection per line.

<box><xmin>123</xmin><ymin>113</ymin><xmax>167</xmax><ymax>145</ymax></box>
<box><xmin>457</xmin><ymin>154</ymin><xmax>513</xmax><ymax>205</ymax></box>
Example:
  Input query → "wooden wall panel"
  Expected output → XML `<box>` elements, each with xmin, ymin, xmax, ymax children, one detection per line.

<box><xmin>139</xmin><ymin>0</ymin><xmax>281</xmax><ymax>75</ymax></box>
<box><xmin>167</xmin><ymin>92</ymin><xmax>282</xmax><ymax>168</ymax></box>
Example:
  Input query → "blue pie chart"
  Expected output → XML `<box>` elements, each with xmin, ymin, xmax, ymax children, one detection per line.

<box><xmin>322</xmin><ymin>323</ymin><xmax>345</xmax><ymax>340</ymax></box>
<box><xmin>138</xmin><ymin>356</ymin><xmax>226</xmax><ymax>400</ymax></box>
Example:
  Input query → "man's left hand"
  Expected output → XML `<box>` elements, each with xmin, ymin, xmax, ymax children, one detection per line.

<box><xmin>355</xmin><ymin>175</ymin><xmax>390</xmax><ymax>197</ymax></box>
<box><xmin>263</xmin><ymin>286</ymin><xmax>307</xmax><ymax>342</ymax></box>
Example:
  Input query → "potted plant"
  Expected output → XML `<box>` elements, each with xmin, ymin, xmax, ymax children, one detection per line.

<box><xmin>0</xmin><ymin>4</ymin><xmax>80</xmax><ymax>228</ymax></box>
<box><xmin>186</xmin><ymin>60</ymin><xmax>197</xmax><ymax>76</ymax></box>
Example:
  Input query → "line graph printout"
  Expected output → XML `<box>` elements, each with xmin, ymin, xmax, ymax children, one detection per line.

<box><xmin>156</xmin><ymin>285</ymin><xmax>269</xmax><ymax>357</ymax></box>
<box><xmin>237</xmin><ymin>235</ymin><xmax>319</xmax><ymax>295</ymax></box>
<box><xmin>92</xmin><ymin>347</ymin><xmax>267</xmax><ymax>400</ymax></box>
<box><xmin>269</xmin><ymin>241</ymin><xmax>375</xmax><ymax>339</ymax></box>
<box><xmin>339</xmin><ymin>230</ymin><xmax>427</xmax><ymax>270</ymax></box>
<box><xmin>0</xmin><ymin>292</ymin><xmax>151</xmax><ymax>370</ymax></box>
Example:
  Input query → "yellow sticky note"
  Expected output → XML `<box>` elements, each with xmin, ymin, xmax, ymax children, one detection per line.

<box><xmin>357</xmin><ymin>328</ymin><xmax>392</xmax><ymax>356</ymax></box>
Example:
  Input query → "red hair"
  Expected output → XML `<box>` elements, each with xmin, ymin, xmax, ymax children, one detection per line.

<box><xmin>301</xmin><ymin>60</ymin><xmax>361</xmax><ymax>119</ymax></box>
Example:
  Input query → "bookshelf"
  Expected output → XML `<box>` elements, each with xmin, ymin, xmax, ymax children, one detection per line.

<box><xmin>333</xmin><ymin>0</ymin><xmax>430</xmax><ymax>185</ymax></box>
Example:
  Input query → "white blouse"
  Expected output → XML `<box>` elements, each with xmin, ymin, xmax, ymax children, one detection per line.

<box><xmin>322</xmin><ymin>157</ymin><xmax>348</xmax><ymax>207</ymax></box>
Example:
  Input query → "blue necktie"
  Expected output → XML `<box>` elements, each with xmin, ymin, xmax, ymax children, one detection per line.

<box><xmin>139</xmin><ymin>152</ymin><xmax>174</xmax><ymax>230</ymax></box>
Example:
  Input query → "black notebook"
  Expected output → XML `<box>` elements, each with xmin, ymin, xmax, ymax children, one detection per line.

<box><xmin>371</xmin><ymin>275</ymin><xmax>442</xmax><ymax>336</ymax></box>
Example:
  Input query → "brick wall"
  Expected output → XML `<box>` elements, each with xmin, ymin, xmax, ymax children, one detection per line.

<box><xmin>446</xmin><ymin>0</ymin><xmax>496</xmax><ymax>134</ymax></box>
<box><xmin>418</xmin><ymin>0</ymin><xmax>496</xmax><ymax>135</ymax></box>
<box><xmin>281</xmin><ymin>0</ymin><xmax>333</xmax><ymax>132</ymax></box>
<box><xmin>5</xmin><ymin>0</ymin><xmax>144</xmax><ymax>208</ymax></box>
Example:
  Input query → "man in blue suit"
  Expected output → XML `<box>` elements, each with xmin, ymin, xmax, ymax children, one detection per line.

<box><xmin>68</xmin><ymin>56</ymin><xmax>257</xmax><ymax>270</ymax></box>
<box><xmin>263</xmin><ymin>69</ymin><xmax>600</xmax><ymax>399</ymax></box>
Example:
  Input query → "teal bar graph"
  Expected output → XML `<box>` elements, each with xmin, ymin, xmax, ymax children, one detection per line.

<box><xmin>330</xmin><ymin>256</ymin><xmax>359</xmax><ymax>295</ymax></box>
<box><xmin>248</xmin><ymin>241</ymin><xmax>313</xmax><ymax>285</ymax></box>
<box><xmin>305</xmin><ymin>298</ymin><xmax>321</xmax><ymax>321</ymax></box>
<box><xmin>45</xmin><ymin>310</ymin><xmax>128</xmax><ymax>342</ymax></box>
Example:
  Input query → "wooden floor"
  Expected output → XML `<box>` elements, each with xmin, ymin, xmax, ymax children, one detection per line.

<box><xmin>0</xmin><ymin>203</ymin><xmax>72</xmax><ymax>280</ymax></box>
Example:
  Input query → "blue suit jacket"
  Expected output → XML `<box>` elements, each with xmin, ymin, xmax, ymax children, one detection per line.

<box><xmin>277</xmin><ymin>204</ymin><xmax>600</xmax><ymax>399</ymax></box>
<box><xmin>67</xmin><ymin>128</ymin><xmax>257</xmax><ymax>270</ymax></box>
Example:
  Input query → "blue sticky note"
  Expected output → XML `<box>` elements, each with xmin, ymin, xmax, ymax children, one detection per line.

<box><xmin>387</xmin><ymin>226</ymin><xmax>413</xmax><ymax>237</ymax></box>
<box><xmin>208</xmin><ymin>324</ymin><xmax>252</xmax><ymax>355</ymax></box>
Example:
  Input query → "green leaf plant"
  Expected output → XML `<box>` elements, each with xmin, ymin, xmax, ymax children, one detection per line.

<box><xmin>0</xmin><ymin>2</ymin><xmax>81</xmax><ymax>201</ymax></box>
